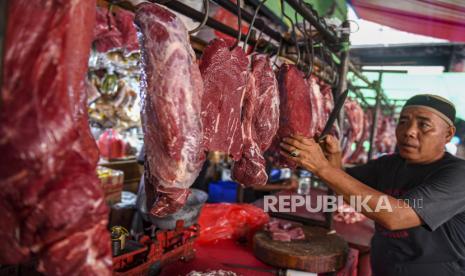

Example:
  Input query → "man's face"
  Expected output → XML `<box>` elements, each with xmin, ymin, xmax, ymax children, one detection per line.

<box><xmin>395</xmin><ymin>107</ymin><xmax>455</xmax><ymax>164</ymax></box>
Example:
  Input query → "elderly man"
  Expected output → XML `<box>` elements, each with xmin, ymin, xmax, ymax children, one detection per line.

<box><xmin>280</xmin><ymin>94</ymin><xmax>465</xmax><ymax>275</ymax></box>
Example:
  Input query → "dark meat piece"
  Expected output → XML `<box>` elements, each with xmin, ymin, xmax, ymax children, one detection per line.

<box><xmin>288</xmin><ymin>227</ymin><xmax>305</xmax><ymax>240</ymax></box>
<box><xmin>308</xmin><ymin>76</ymin><xmax>325</xmax><ymax>135</ymax></box>
<box><xmin>376</xmin><ymin>114</ymin><xmax>397</xmax><ymax>154</ymax></box>
<box><xmin>135</xmin><ymin>3</ymin><xmax>205</xmax><ymax>217</ymax></box>
<box><xmin>200</xmin><ymin>39</ymin><xmax>249</xmax><ymax>161</ymax></box>
<box><xmin>347</xmin><ymin>110</ymin><xmax>372</xmax><ymax>164</ymax></box>
<box><xmin>231</xmin><ymin>74</ymin><xmax>267</xmax><ymax>186</ymax></box>
<box><xmin>0</xmin><ymin>0</ymin><xmax>111</xmax><ymax>274</ymax></box>
<box><xmin>272</xmin><ymin>231</ymin><xmax>292</xmax><ymax>242</ymax></box>
<box><xmin>232</xmin><ymin>54</ymin><xmax>279</xmax><ymax>186</ymax></box>
<box><xmin>265</xmin><ymin>220</ymin><xmax>306</xmax><ymax>241</ymax></box>
<box><xmin>251</xmin><ymin>54</ymin><xmax>280</xmax><ymax>152</ymax></box>
<box><xmin>342</xmin><ymin>99</ymin><xmax>365</xmax><ymax>163</ymax></box>
<box><xmin>94</xmin><ymin>6</ymin><xmax>123</xmax><ymax>53</ymax></box>
<box><xmin>114</xmin><ymin>7</ymin><xmax>139</xmax><ymax>53</ymax></box>
<box><xmin>272</xmin><ymin>64</ymin><xmax>314</xmax><ymax>168</ymax></box>
<box><xmin>94</xmin><ymin>5</ymin><xmax>139</xmax><ymax>54</ymax></box>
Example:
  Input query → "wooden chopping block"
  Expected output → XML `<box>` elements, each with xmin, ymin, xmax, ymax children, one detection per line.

<box><xmin>253</xmin><ymin>225</ymin><xmax>348</xmax><ymax>273</ymax></box>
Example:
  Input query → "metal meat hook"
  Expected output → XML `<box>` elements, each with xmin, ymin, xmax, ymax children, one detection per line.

<box><xmin>244</xmin><ymin>0</ymin><xmax>268</xmax><ymax>53</ymax></box>
<box><xmin>280</xmin><ymin>0</ymin><xmax>300</xmax><ymax>65</ymax></box>
<box><xmin>188</xmin><ymin>0</ymin><xmax>209</xmax><ymax>34</ymax></box>
<box><xmin>297</xmin><ymin>0</ymin><xmax>314</xmax><ymax>78</ymax></box>
<box><xmin>231</xmin><ymin>0</ymin><xmax>242</xmax><ymax>50</ymax></box>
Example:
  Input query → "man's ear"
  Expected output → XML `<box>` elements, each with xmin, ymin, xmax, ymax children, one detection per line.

<box><xmin>445</xmin><ymin>126</ymin><xmax>456</xmax><ymax>143</ymax></box>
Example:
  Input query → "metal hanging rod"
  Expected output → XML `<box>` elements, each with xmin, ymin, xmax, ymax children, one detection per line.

<box><xmin>107</xmin><ymin>0</ymin><xmax>339</xmax><ymax>78</ymax></box>
<box><xmin>212</xmin><ymin>0</ymin><xmax>285</xmax><ymax>44</ymax></box>
<box><xmin>245</xmin><ymin>0</ymin><xmax>289</xmax><ymax>30</ymax></box>
<box><xmin>155</xmin><ymin>0</ymin><xmax>261</xmax><ymax>48</ymax></box>
<box><xmin>285</xmin><ymin>0</ymin><xmax>340</xmax><ymax>50</ymax></box>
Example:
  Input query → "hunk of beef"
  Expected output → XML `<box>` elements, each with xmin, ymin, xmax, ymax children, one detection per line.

<box><xmin>231</xmin><ymin>74</ymin><xmax>267</xmax><ymax>186</ymax></box>
<box><xmin>376</xmin><ymin>115</ymin><xmax>397</xmax><ymax>154</ymax></box>
<box><xmin>94</xmin><ymin>5</ymin><xmax>139</xmax><ymax>54</ymax></box>
<box><xmin>199</xmin><ymin>39</ymin><xmax>249</xmax><ymax>161</ymax></box>
<box><xmin>135</xmin><ymin>3</ymin><xmax>205</xmax><ymax>217</ymax></box>
<box><xmin>347</xmin><ymin>111</ymin><xmax>372</xmax><ymax>164</ymax></box>
<box><xmin>251</xmin><ymin>54</ymin><xmax>280</xmax><ymax>152</ymax></box>
<box><xmin>0</xmin><ymin>0</ymin><xmax>111</xmax><ymax>274</ymax></box>
<box><xmin>320</xmin><ymin>81</ymin><xmax>336</xmax><ymax>133</ymax></box>
<box><xmin>94</xmin><ymin>6</ymin><xmax>123</xmax><ymax>53</ymax></box>
<box><xmin>232</xmin><ymin>55</ymin><xmax>280</xmax><ymax>186</ymax></box>
<box><xmin>334</xmin><ymin>203</ymin><xmax>367</xmax><ymax>224</ymax></box>
<box><xmin>308</xmin><ymin>76</ymin><xmax>324</xmax><ymax>135</ymax></box>
<box><xmin>114</xmin><ymin>7</ymin><xmax>139</xmax><ymax>53</ymax></box>
<box><xmin>342</xmin><ymin>99</ymin><xmax>365</xmax><ymax>163</ymax></box>
<box><xmin>264</xmin><ymin>219</ymin><xmax>305</xmax><ymax>242</ymax></box>
<box><xmin>272</xmin><ymin>64</ymin><xmax>314</xmax><ymax>168</ymax></box>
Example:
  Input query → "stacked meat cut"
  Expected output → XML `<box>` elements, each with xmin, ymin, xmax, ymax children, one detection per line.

<box><xmin>135</xmin><ymin>3</ymin><xmax>205</xmax><ymax>217</ymax></box>
<box><xmin>272</xmin><ymin>64</ymin><xmax>315</xmax><ymax>168</ymax></box>
<box><xmin>200</xmin><ymin>40</ymin><xmax>279</xmax><ymax>186</ymax></box>
<box><xmin>232</xmin><ymin>54</ymin><xmax>280</xmax><ymax>186</ymax></box>
<box><xmin>264</xmin><ymin>219</ymin><xmax>305</xmax><ymax>242</ymax></box>
<box><xmin>308</xmin><ymin>76</ymin><xmax>325</xmax><ymax>135</ymax></box>
<box><xmin>0</xmin><ymin>0</ymin><xmax>111</xmax><ymax>275</ymax></box>
<box><xmin>342</xmin><ymin>99</ymin><xmax>365</xmax><ymax>163</ymax></box>
<box><xmin>347</xmin><ymin>110</ymin><xmax>372</xmax><ymax>164</ymax></box>
<box><xmin>199</xmin><ymin>39</ymin><xmax>249</xmax><ymax>161</ymax></box>
<box><xmin>375</xmin><ymin>114</ymin><xmax>397</xmax><ymax>154</ymax></box>
<box><xmin>94</xmin><ymin>5</ymin><xmax>139</xmax><ymax>54</ymax></box>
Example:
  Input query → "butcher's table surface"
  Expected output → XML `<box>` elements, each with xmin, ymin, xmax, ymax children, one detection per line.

<box><xmin>160</xmin><ymin>189</ymin><xmax>374</xmax><ymax>275</ymax></box>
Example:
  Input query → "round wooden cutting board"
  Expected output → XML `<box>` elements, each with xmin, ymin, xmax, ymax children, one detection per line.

<box><xmin>253</xmin><ymin>225</ymin><xmax>348</xmax><ymax>273</ymax></box>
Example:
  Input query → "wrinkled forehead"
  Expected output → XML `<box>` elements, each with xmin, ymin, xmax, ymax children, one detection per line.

<box><xmin>400</xmin><ymin>106</ymin><xmax>448</xmax><ymax>125</ymax></box>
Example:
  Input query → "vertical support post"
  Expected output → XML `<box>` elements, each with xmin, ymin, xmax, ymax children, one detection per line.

<box><xmin>367</xmin><ymin>72</ymin><xmax>384</xmax><ymax>160</ymax></box>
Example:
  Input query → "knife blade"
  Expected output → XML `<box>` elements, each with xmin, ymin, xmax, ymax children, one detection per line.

<box><xmin>318</xmin><ymin>89</ymin><xmax>349</xmax><ymax>142</ymax></box>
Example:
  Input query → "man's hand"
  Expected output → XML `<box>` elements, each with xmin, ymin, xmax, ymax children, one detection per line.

<box><xmin>279</xmin><ymin>134</ymin><xmax>331</xmax><ymax>176</ymax></box>
<box><xmin>319</xmin><ymin>135</ymin><xmax>342</xmax><ymax>169</ymax></box>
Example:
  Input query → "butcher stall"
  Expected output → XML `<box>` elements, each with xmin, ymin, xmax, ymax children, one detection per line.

<box><xmin>2</xmin><ymin>0</ymin><xmax>422</xmax><ymax>275</ymax></box>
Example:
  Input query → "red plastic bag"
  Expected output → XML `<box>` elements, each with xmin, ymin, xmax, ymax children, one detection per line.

<box><xmin>197</xmin><ymin>203</ymin><xmax>269</xmax><ymax>244</ymax></box>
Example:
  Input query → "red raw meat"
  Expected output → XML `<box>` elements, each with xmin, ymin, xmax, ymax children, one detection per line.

<box><xmin>342</xmin><ymin>99</ymin><xmax>365</xmax><ymax>163</ymax></box>
<box><xmin>376</xmin><ymin>114</ymin><xmax>397</xmax><ymax>155</ymax></box>
<box><xmin>347</xmin><ymin>110</ymin><xmax>372</xmax><ymax>164</ymax></box>
<box><xmin>334</xmin><ymin>203</ymin><xmax>367</xmax><ymax>224</ymax></box>
<box><xmin>94</xmin><ymin>5</ymin><xmax>139</xmax><ymax>54</ymax></box>
<box><xmin>264</xmin><ymin>220</ymin><xmax>306</xmax><ymax>241</ymax></box>
<box><xmin>94</xmin><ymin>6</ymin><xmax>123</xmax><ymax>53</ymax></box>
<box><xmin>273</xmin><ymin>64</ymin><xmax>314</xmax><ymax>168</ymax></box>
<box><xmin>251</xmin><ymin>54</ymin><xmax>280</xmax><ymax>152</ymax></box>
<box><xmin>135</xmin><ymin>3</ymin><xmax>205</xmax><ymax>217</ymax></box>
<box><xmin>200</xmin><ymin>39</ymin><xmax>249</xmax><ymax>161</ymax></box>
<box><xmin>272</xmin><ymin>231</ymin><xmax>292</xmax><ymax>242</ymax></box>
<box><xmin>308</xmin><ymin>76</ymin><xmax>325</xmax><ymax>135</ymax></box>
<box><xmin>114</xmin><ymin>7</ymin><xmax>139</xmax><ymax>53</ymax></box>
<box><xmin>232</xmin><ymin>54</ymin><xmax>279</xmax><ymax>186</ymax></box>
<box><xmin>231</xmin><ymin>74</ymin><xmax>268</xmax><ymax>186</ymax></box>
<box><xmin>288</xmin><ymin>227</ymin><xmax>305</xmax><ymax>240</ymax></box>
<box><xmin>0</xmin><ymin>0</ymin><xmax>111</xmax><ymax>274</ymax></box>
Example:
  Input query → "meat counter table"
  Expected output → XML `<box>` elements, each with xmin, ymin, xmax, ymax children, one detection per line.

<box><xmin>159</xmin><ymin>239</ymin><xmax>359</xmax><ymax>276</ymax></box>
<box><xmin>254</xmin><ymin>189</ymin><xmax>375</xmax><ymax>275</ymax></box>
<box><xmin>253</xmin><ymin>189</ymin><xmax>375</xmax><ymax>253</ymax></box>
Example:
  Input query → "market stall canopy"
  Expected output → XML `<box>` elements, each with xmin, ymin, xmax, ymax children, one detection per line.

<box><xmin>349</xmin><ymin>0</ymin><xmax>465</xmax><ymax>42</ymax></box>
